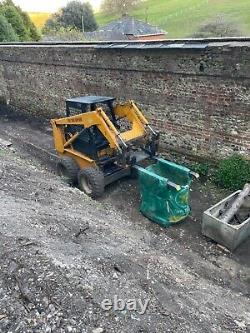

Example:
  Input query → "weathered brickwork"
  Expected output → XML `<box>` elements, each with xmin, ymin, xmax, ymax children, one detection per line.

<box><xmin>0</xmin><ymin>42</ymin><xmax>249</xmax><ymax>159</ymax></box>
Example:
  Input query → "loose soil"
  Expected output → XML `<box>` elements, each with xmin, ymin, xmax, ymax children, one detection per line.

<box><xmin>0</xmin><ymin>110</ymin><xmax>249</xmax><ymax>333</ymax></box>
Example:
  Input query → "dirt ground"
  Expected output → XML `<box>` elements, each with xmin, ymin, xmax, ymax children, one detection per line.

<box><xmin>0</xmin><ymin>109</ymin><xmax>249</xmax><ymax>333</ymax></box>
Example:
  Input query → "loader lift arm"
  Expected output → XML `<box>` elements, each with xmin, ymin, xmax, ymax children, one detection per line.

<box><xmin>51</xmin><ymin>96</ymin><xmax>159</xmax><ymax>198</ymax></box>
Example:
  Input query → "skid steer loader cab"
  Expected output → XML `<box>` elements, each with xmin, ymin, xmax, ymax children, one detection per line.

<box><xmin>51</xmin><ymin>95</ymin><xmax>159</xmax><ymax>198</ymax></box>
<box><xmin>65</xmin><ymin>96</ymin><xmax>117</xmax><ymax>159</ymax></box>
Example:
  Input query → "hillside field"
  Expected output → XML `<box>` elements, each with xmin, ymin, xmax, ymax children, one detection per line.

<box><xmin>28</xmin><ymin>12</ymin><xmax>51</xmax><ymax>29</ymax></box>
<box><xmin>95</xmin><ymin>0</ymin><xmax>250</xmax><ymax>38</ymax></box>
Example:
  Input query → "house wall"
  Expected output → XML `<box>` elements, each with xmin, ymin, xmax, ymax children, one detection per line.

<box><xmin>0</xmin><ymin>42</ymin><xmax>249</xmax><ymax>160</ymax></box>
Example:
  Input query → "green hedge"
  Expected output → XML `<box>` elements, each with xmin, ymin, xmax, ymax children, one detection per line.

<box><xmin>214</xmin><ymin>154</ymin><xmax>250</xmax><ymax>190</ymax></box>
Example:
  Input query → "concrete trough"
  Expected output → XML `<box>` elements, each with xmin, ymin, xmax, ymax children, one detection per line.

<box><xmin>202</xmin><ymin>191</ymin><xmax>250</xmax><ymax>251</ymax></box>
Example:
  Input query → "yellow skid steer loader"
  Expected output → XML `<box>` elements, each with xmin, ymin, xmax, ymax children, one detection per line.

<box><xmin>51</xmin><ymin>96</ymin><xmax>159</xmax><ymax>198</ymax></box>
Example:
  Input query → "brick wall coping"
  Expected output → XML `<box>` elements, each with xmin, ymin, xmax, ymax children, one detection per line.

<box><xmin>0</xmin><ymin>37</ymin><xmax>250</xmax><ymax>50</ymax></box>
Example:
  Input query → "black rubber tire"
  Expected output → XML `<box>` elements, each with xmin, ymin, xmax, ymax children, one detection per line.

<box><xmin>78</xmin><ymin>167</ymin><xmax>105</xmax><ymax>199</ymax></box>
<box><xmin>57</xmin><ymin>157</ymin><xmax>79</xmax><ymax>185</ymax></box>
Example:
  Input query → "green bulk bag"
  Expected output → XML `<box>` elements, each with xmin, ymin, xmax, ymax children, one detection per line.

<box><xmin>136</xmin><ymin>158</ymin><xmax>194</xmax><ymax>227</ymax></box>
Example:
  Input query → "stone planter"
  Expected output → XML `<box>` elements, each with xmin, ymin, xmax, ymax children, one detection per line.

<box><xmin>202</xmin><ymin>191</ymin><xmax>250</xmax><ymax>251</ymax></box>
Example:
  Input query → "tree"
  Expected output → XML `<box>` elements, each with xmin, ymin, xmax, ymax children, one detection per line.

<box><xmin>0</xmin><ymin>0</ymin><xmax>15</xmax><ymax>7</ymax></box>
<box><xmin>42</xmin><ymin>12</ymin><xmax>62</xmax><ymax>33</ymax></box>
<box><xmin>192</xmin><ymin>15</ymin><xmax>243</xmax><ymax>38</ymax></box>
<box><xmin>19</xmin><ymin>11</ymin><xmax>41</xmax><ymax>41</ymax></box>
<box><xmin>0</xmin><ymin>13</ymin><xmax>19</xmax><ymax>41</ymax></box>
<box><xmin>101</xmin><ymin>0</ymin><xmax>140</xmax><ymax>15</ymax></box>
<box><xmin>43</xmin><ymin>1</ymin><xmax>97</xmax><ymax>33</ymax></box>
<box><xmin>0</xmin><ymin>5</ymin><xmax>28</xmax><ymax>40</ymax></box>
<box><xmin>60</xmin><ymin>1</ymin><xmax>97</xmax><ymax>31</ymax></box>
<box><xmin>0</xmin><ymin>0</ymin><xmax>41</xmax><ymax>41</ymax></box>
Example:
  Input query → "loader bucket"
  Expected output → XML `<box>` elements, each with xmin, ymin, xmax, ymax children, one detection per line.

<box><xmin>136</xmin><ymin>158</ymin><xmax>194</xmax><ymax>227</ymax></box>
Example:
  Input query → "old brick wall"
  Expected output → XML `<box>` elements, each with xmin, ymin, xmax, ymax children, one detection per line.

<box><xmin>0</xmin><ymin>42</ymin><xmax>249</xmax><ymax>159</ymax></box>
